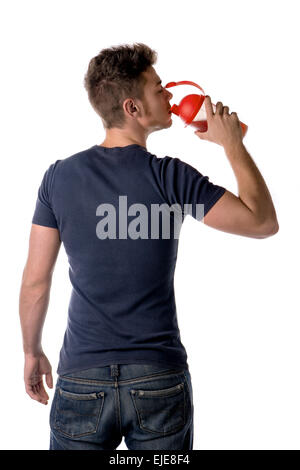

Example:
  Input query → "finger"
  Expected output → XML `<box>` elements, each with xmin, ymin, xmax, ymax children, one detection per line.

<box><xmin>30</xmin><ymin>380</ymin><xmax>49</xmax><ymax>401</ymax></box>
<box><xmin>223</xmin><ymin>106</ymin><xmax>230</xmax><ymax>114</ymax></box>
<box><xmin>36</xmin><ymin>381</ymin><xmax>49</xmax><ymax>401</ymax></box>
<box><xmin>26</xmin><ymin>384</ymin><xmax>48</xmax><ymax>404</ymax></box>
<box><xmin>204</xmin><ymin>96</ymin><xmax>213</xmax><ymax>119</ymax></box>
<box><xmin>215</xmin><ymin>101</ymin><xmax>223</xmax><ymax>115</ymax></box>
<box><xmin>32</xmin><ymin>383</ymin><xmax>48</xmax><ymax>402</ymax></box>
<box><xmin>194</xmin><ymin>130</ymin><xmax>206</xmax><ymax>138</ymax></box>
<box><xmin>46</xmin><ymin>371</ymin><xmax>53</xmax><ymax>389</ymax></box>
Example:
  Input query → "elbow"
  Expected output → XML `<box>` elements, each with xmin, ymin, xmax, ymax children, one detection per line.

<box><xmin>21</xmin><ymin>261</ymin><xmax>54</xmax><ymax>288</ymax></box>
<box><xmin>21</xmin><ymin>278</ymin><xmax>52</xmax><ymax>290</ymax></box>
<box><xmin>270</xmin><ymin>220</ymin><xmax>280</xmax><ymax>235</ymax></box>
<box><xmin>255</xmin><ymin>218</ymin><xmax>279</xmax><ymax>239</ymax></box>
<box><xmin>21</xmin><ymin>270</ymin><xmax>53</xmax><ymax>290</ymax></box>
<box><xmin>265</xmin><ymin>217</ymin><xmax>280</xmax><ymax>237</ymax></box>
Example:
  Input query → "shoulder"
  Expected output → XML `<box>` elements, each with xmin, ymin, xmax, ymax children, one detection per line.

<box><xmin>151</xmin><ymin>153</ymin><xmax>204</xmax><ymax>180</ymax></box>
<box><xmin>58</xmin><ymin>146</ymin><xmax>94</xmax><ymax>168</ymax></box>
<box><xmin>144</xmin><ymin>150</ymin><xmax>184</xmax><ymax>169</ymax></box>
<box><xmin>45</xmin><ymin>146</ymin><xmax>95</xmax><ymax>176</ymax></box>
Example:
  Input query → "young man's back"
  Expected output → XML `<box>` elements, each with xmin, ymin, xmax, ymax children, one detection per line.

<box><xmin>32</xmin><ymin>143</ymin><xmax>226</xmax><ymax>376</ymax></box>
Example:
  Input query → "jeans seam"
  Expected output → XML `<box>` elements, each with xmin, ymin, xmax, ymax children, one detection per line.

<box><xmin>182</xmin><ymin>371</ymin><xmax>193</xmax><ymax>427</ymax></box>
<box><xmin>115</xmin><ymin>387</ymin><xmax>123</xmax><ymax>438</ymax></box>
<box><xmin>50</xmin><ymin>430</ymin><xmax>67</xmax><ymax>450</ymax></box>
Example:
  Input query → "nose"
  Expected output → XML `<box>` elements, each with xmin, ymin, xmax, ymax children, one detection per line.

<box><xmin>166</xmin><ymin>89</ymin><xmax>173</xmax><ymax>100</ymax></box>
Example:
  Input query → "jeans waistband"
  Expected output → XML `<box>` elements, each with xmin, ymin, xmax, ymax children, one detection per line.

<box><xmin>59</xmin><ymin>363</ymin><xmax>188</xmax><ymax>384</ymax></box>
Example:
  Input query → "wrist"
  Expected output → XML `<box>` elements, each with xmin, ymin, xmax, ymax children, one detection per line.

<box><xmin>24</xmin><ymin>348</ymin><xmax>44</xmax><ymax>358</ymax></box>
<box><xmin>223</xmin><ymin>140</ymin><xmax>245</xmax><ymax>156</ymax></box>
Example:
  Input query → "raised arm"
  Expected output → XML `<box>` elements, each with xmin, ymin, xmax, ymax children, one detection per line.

<box><xmin>19</xmin><ymin>224</ymin><xmax>61</xmax><ymax>404</ymax></box>
<box><xmin>195</xmin><ymin>96</ymin><xmax>279</xmax><ymax>238</ymax></box>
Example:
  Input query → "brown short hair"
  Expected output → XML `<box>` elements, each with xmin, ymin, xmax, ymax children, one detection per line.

<box><xmin>83</xmin><ymin>42</ymin><xmax>158</xmax><ymax>129</ymax></box>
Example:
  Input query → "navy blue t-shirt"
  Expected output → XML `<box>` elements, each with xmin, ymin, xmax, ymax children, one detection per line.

<box><xmin>32</xmin><ymin>144</ymin><xmax>226</xmax><ymax>375</ymax></box>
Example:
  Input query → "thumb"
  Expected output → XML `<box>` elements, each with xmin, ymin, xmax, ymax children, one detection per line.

<box><xmin>45</xmin><ymin>371</ymin><xmax>53</xmax><ymax>389</ymax></box>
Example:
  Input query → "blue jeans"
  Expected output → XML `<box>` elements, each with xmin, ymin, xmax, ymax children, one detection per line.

<box><xmin>49</xmin><ymin>363</ymin><xmax>194</xmax><ymax>450</ymax></box>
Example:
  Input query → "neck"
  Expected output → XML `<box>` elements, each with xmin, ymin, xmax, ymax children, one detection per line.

<box><xmin>99</xmin><ymin>127</ymin><xmax>148</xmax><ymax>149</ymax></box>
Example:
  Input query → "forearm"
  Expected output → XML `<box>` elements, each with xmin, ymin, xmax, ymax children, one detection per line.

<box><xmin>223</xmin><ymin>141</ymin><xmax>279</xmax><ymax>227</ymax></box>
<box><xmin>19</xmin><ymin>279</ymin><xmax>51</xmax><ymax>356</ymax></box>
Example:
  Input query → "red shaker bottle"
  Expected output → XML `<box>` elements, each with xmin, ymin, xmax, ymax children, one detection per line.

<box><xmin>165</xmin><ymin>80</ymin><xmax>248</xmax><ymax>136</ymax></box>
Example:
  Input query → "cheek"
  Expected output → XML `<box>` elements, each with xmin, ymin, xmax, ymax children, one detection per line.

<box><xmin>158</xmin><ymin>94</ymin><xmax>165</xmax><ymax>106</ymax></box>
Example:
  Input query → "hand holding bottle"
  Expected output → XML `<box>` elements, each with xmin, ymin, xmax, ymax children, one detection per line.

<box><xmin>194</xmin><ymin>96</ymin><xmax>244</xmax><ymax>149</ymax></box>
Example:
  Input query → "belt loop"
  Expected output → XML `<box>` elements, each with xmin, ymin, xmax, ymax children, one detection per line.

<box><xmin>110</xmin><ymin>364</ymin><xmax>119</xmax><ymax>377</ymax></box>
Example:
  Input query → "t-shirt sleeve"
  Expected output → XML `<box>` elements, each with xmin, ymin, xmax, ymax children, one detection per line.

<box><xmin>32</xmin><ymin>161</ymin><xmax>60</xmax><ymax>228</ymax></box>
<box><xmin>160</xmin><ymin>156</ymin><xmax>226</xmax><ymax>221</ymax></box>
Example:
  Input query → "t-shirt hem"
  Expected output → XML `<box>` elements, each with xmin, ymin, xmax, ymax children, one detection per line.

<box><xmin>32</xmin><ymin>218</ymin><xmax>58</xmax><ymax>229</ymax></box>
<box><xmin>203</xmin><ymin>186</ymin><xmax>226</xmax><ymax>217</ymax></box>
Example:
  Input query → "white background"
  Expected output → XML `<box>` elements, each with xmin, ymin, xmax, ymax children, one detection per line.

<box><xmin>0</xmin><ymin>0</ymin><xmax>299</xmax><ymax>450</ymax></box>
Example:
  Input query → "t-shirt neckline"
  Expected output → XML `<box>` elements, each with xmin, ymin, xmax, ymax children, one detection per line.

<box><xmin>94</xmin><ymin>144</ymin><xmax>147</xmax><ymax>151</ymax></box>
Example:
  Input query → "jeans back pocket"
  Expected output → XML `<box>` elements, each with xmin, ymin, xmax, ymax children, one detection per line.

<box><xmin>130</xmin><ymin>382</ymin><xmax>187</xmax><ymax>435</ymax></box>
<box><xmin>53</xmin><ymin>387</ymin><xmax>105</xmax><ymax>438</ymax></box>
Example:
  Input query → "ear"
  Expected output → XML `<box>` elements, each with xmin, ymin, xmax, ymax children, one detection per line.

<box><xmin>123</xmin><ymin>98</ymin><xmax>138</xmax><ymax>118</ymax></box>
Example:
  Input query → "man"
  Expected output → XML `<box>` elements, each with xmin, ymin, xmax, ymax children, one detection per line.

<box><xmin>19</xmin><ymin>43</ymin><xmax>279</xmax><ymax>450</ymax></box>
